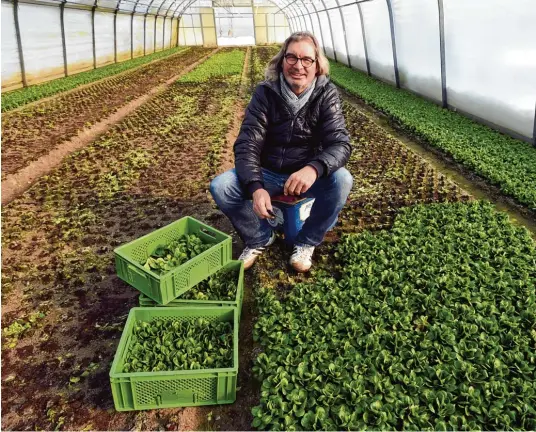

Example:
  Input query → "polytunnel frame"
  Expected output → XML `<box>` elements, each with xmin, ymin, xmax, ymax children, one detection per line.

<box><xmin>276</xmin><ymin>0</ymin><xmax>536</xmax><ymax>145</ymax></box>
<box><xmin>5</xmin><ymin>0</ymin><xmax>185</xmax><ymax>87</ymax></box>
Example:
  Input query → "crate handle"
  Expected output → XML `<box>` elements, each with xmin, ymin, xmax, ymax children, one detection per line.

<box><xmin>127</xmin><ymin>264</ymin><xmax>150</xmax><ymax>284</ymax></box>
<box><xmin>199</xmin><ymin>227</ymin><xmax>217</xmax><ymax>240</ymax></box>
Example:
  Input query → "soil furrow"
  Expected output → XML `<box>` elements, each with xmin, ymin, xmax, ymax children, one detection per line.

<box><xmin>1</xmin><ymin>47</ymin><xmax>214</xmax><ymax>180</ymax></box>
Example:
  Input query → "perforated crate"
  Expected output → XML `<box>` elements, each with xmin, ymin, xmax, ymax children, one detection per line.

<box><xmin>138</xmin><ymin>260</ymin><xmax>244</xmax><ymax>320</ymax></box>
<box><xmin>110</xmin><ymin>306</ymin><xmax>238</xmax><ymax>411</ymax></box>
<box><xmin>114</xmin><ymin>216</ymin><xmax>232</xmax><ymax>305</ymax></box>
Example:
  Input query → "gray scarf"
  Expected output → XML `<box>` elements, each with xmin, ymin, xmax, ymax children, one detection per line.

<box><xmin>280</xmin><ymin>72</ymin><xmax>317</xmax><ymax>116</ymax></box>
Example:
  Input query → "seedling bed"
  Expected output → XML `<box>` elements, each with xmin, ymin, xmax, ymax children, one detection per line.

<box><xmin>139</xmin><ymin>260</ymin><xmax>244</xmax><ymax>318</ymax></box>
<box><xmin>110</xmin><ymin>306</ymin><xmax>239</xmax><ymax>411</ymax></box>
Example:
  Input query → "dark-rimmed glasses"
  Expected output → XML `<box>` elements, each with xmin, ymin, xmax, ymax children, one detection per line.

<box><xmin>284</xmin><ymin>53</ymin><xmax>316</xmax><ymax>68</ymax></box>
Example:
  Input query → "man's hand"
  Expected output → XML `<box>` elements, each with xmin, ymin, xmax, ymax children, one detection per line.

<box><xmin>284</xmin><ymin>165</ymin><xmax>318</xmax><ymax>196</ymax></box>
<box><xmin>252</xmin><ymin>189</ymin><xmax>273</xmax><ymax>219</ymax></box>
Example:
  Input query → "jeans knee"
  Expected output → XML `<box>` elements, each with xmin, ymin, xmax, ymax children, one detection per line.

<box><xmin>333</xmin><ymin>167</ymin><xmax>353</xmax><ymax>195</ymax></box>
<box><xmin>209</xmin><ymin>169</ymin><xmax>242</xmax><ymax>205</ymax></box>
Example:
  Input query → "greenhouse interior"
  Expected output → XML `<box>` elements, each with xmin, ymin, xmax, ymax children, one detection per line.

<box><xmin>1</xmin><ymin>0</ymin><xmax>536</xmax><ymax>429</ymax></box>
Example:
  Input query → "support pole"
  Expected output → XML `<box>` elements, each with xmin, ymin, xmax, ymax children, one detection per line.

<box><xmin>114</xmin><ymin>9</ymin><xmax>118</xmax><ymax>62</ymax></box>
<box><xmin>13</xmin><ymin>0</ymin><xmax>27</xmax><ymax>87</ymax></box>
<box><xmin>357</xmin><ymin>2</ymin><xmax>370</xmax><ymax>75</ymax></box>
<box><xmin>92</xmin><ymin>0</ymin><xmax>97</xmax><ymax>68</ymax></box>
<box><xmin>385</xmin><ymin>0</ymin><xmax>400</xmax><ymax>87</ymax></box>
<box><xmin>437</xmin><ymin>0</ymin><xmax>447</xmax><ymax>107</ymax></box>
<box><xmin>60</xmin><ymin>0</ymin><xmax>68</xmax><ymax>76</ymax></box>
<box><xmin>533</xmin><ymin>103</ymin><xmax>536</xmax><ymax>147</ymax></box>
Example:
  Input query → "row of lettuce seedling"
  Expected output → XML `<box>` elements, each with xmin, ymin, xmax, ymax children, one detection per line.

<box><xmin>2</xmin><ymin>46</ymin><xmax>189</xmax><ymax>112</ymax></box>
<box><xmin>330</xmin><ymin>62</ymin><xmax>536</xmax><ymax>211</ymax></box>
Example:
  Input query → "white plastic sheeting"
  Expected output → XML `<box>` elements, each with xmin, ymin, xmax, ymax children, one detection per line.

<box><xmin>1</xmin><ymin>2</ymin><xmax>22</xmax><ymax>90</ymax></box>
<box><xmin>391</xmin><ymin>0</ymin><xmax>441</xmax><ymax>102</ymax></box>
<box><xmin>19</xmin><ymin>3</ymin><xmax>64</xmax><ymax>83</ymax></box>
<box><xmin>359</xmin><ymin>0</ymin><xmax>395</xmax><ymax>84</ymax></box>
<box><xmin>443</xmin><ymin>0</ymin><xmax>536</xmax><ymax>138</ymax></box>
<box><xmin>95</xmin><ymin>11</ymin><xmax>115</xmax><ymax>65</ymax></box>
<box><xmin>116</xmin><ymin>13</ymin><xmax>132</xmax><ymax>61</ymax></box>
<box><xmin>155</xmin><ymin>17</ymin><xmax>164</xmax><ymax>51</ymax></box>
<box><xmin>145</xmin><ymin>15</ymin><xmax>155</xmax><ymax>53</ymax></box>
<box><xmin>342</xmin><ymin>4</ymin><xmax>366</xmax><ymax>71</ymax></box>
<box><xmin>132</xmin><ymin>15</ymin><xmax>145</xmax><ymax>57</ymax></box>
<box><xmin>65</xmin><ymin>9</ymin><xmax>93</xmax><ymax>74</ymax></box>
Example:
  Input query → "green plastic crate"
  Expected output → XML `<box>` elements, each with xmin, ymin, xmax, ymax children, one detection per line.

<box><xmin>138</xmin><ymin>260</ymin><xmax>244</xmax><ymax>319</ymax></box>
<box><xmin>114</xmin><ymin>216</ymin><xmax>232</xmax><ymax>305</ymax></box>
<box><xmin>110</xmin><ymin>306</ymin><xmax>239</xmax><ymax>411</ymax></box>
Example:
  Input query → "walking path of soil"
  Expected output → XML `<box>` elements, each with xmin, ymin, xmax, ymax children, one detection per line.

<box><xmin>1</xmin><ymin>48</ymin><xmax>220</xmax><ymax>206</ymax></box>
<box><xmin>171</xmin><ymin>46</ymin><xmax>253</xmax><ymax>432</ymax></box>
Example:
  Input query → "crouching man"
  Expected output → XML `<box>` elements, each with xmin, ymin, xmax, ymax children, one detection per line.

<box><xmin>210</xmin><ymin>31</ymin><xmax>353</xmax><ymax>272</ymax></box>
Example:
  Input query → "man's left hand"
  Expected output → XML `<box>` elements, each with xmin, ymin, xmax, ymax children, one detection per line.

<box><xmin>284</xmin><ymin>165</ymin><xmax>318</xmax><ymax>196</ymax></box>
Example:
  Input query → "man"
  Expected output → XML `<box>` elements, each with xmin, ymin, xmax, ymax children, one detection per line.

<box><xmin>210</xmin><ymin>31</ymin><xmax>353</xmax><ymax>272</ymax></box>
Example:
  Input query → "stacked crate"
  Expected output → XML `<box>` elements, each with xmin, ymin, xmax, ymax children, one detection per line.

<box><xmin>109</xmin><ymin>216</ymin><xmax>243</xmax><ymax>411</ymax></box>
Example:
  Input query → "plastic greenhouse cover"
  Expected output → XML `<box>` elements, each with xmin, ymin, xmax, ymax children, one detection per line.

<box><xmin>317</xmin><ymin>12</ymin><xmax>333</xmax><ymax>58</ymax></box>
<box><xmin>155</xmin><ymin>17</ymin><xmax>164</xmax><ymax>51</ymax></box>
<box><xmin>145</xmin><ymin>16</ymin><xmax>155</xmax><ymax>53</ymax></box>
<box><xmin>95</xmin><ymin>11</ymin><xmax>115</xmax><ymax>66</ymax></box>
<box><xmin>19</xmin><ymin>3</ymin><xmax>65</xmax><ymax>84</ymax></box>
<box><xmin>64</xmin><ymin>8</ymin><xmax>93</xmax><ymax>74</ymax></box>
<box><xmin>116</xmin><ymin>13</ymin><xmax>132</xmax><ymax>61</ymax></box>
<box><xmin>444</xmin><ymin>0</ymin><xmax>536</xmax><ymax>139</ymax></box>
<box><xmin>360</xmin><ymin>0</ymin><xmax>395</xmax><ymax>84</ymax></box>
<box><xmin>1</xmin><ymin>2</ymin><xmax>23</xmax><ymax>89</ymax></box>
<box><xmin>342</xmin><ymin>4</ymin><xmax>367</xmax><ymax>71</ymax></box>
<box><xmin>328</xmin><ymin>9</ymin><xmax>348</xmax><ymax>66</ymax></box>
<box><xmin>392</xmin><ymin>0</ymin><xmax>442</xmax><ymax>102</ymax></box>
<box><xmin>165</xmin><ymin>19</ymin><xmax>173</xmax><ymax>48</ymax></box>
<box><xmin>133</xmin><ymin>15</ymin><xmax>145</xmax><ymax>57</ymax></box>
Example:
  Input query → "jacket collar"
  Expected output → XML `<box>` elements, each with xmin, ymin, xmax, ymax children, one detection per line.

<box><xmin>261</xmin><ymin>74</ymin><xmax>330</xmax><ymax>99</ymax></box>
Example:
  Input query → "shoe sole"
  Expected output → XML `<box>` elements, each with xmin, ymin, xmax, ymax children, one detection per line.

<box><xmin>290</xmin><ymin>261</ymin><xmax>311</xmax><ymax>272</ymax></box>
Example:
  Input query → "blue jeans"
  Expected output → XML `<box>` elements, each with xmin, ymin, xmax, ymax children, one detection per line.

<box><xmin>210</xmin><ymin>167</ymin><xmax>353</xmax><ymax>248</ymax></box>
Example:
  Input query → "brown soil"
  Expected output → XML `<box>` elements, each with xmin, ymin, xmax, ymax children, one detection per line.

<box><xmin>1</xmin><ymin>47</ymin><xmax>214</xmax><ymax>180</ymax></box>
<box><xmin>1</xmin><ymin>47</ymin><xmax>249</xmax><ymax>431</ymax></box>
<box><xmin>1</xmin><ymin>49</ymin><xmax>220</xmax><ymax>206</ymax></box>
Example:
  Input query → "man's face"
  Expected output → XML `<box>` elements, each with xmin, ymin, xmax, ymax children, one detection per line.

<box><xmin>282</xmin><ymin>40</ymin><xmax>317</xmax><ymax>95</ymax></box>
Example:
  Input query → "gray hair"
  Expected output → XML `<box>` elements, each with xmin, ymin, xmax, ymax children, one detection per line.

<box><xmin>265</xmin><ymin>31</ymin><xmax>330</xmax><ymax>81</ymax></box>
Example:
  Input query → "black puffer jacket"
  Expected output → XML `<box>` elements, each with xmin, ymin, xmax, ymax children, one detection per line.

<box><xmin>234</xmin><ymin>75</ymin><xmax>351</xmax><ymax>196</ymax></box>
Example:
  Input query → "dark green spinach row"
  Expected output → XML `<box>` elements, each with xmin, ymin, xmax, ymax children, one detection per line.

<box><xmin>330</xmin><ymin>62</ymin><xmax>536</xmax><ymax>211</ymax></box>
<box><xmin>123</xmin><ymin>318</ymin><xmax>233</xmax><ymax>372</ymax></box>
<box><xmin>142</xmin><ymin>233</ymin><xmax>211</xmax><ymax>274</ymax></box>
<box><xmin>2</xmin><ymin>47</ymin><xmax>188</xmax><ymax>112</ymax></box>
<box><xmin>181</xmin><ymin>267</ymin><xmax>239</xmax><ymax>301</ymax></box>
<box><xmin>253</xmin><ymin>201</ymin><xmax>536</xmax><ymax>430</ymax></box>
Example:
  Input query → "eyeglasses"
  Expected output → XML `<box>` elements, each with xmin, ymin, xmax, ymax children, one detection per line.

<box><xmin>284</xmin><ymin>53</ymin><xmax>316</xmax><ymax>68</ymax></box>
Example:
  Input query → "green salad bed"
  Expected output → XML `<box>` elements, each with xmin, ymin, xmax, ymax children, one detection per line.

<box><xmin>123</xmin><ymin>317</ymin><xmax>234</xmax><ymax>373</ymax></box>
<box><xmin>181</xmin><ymin>266</ymin><xmax>239</xmax><ymax>301</ymax></box>
<box><xmin>253</xmin><ymin>201</ymin><xmax>536</xmax><ymax>430</ymax></box>
<box><xmin>330</xmin><ymin>62</ymin><xmax>536</xmax><ymax>211</ymax></box>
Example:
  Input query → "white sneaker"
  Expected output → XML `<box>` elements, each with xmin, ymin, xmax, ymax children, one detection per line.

<box><xmin>290</xmin><ymin>244</ymin><xmax>315</xmax><ymax>272</ymax></box>
<box><xmin>239</xmin><ymin>232</ymin><xmax>276</xmax><ymax>270</ymax></box>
